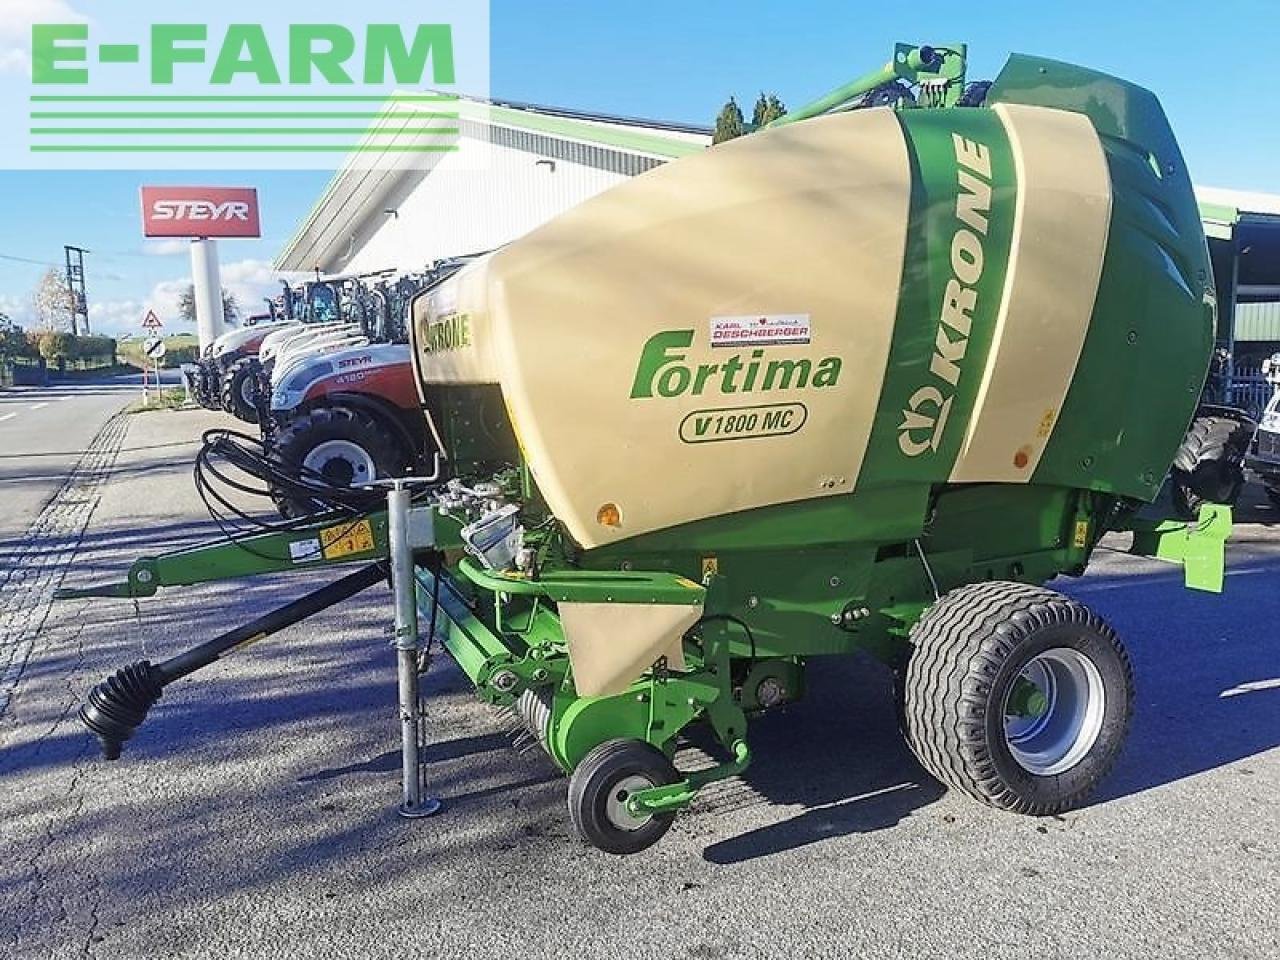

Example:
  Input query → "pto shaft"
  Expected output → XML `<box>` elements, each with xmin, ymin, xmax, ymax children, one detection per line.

<box><xmin>80</xmin><ymin>561</ymin><xmax>388</xmax><ymax>759</ymax></box>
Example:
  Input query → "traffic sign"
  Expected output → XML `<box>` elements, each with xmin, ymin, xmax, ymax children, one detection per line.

<box><xmin>141</xmin><ymin>309</ymin><xmax>163</xmax><ymax>330</ymax></box>
<box><xmin>143</xmin><ymin>336</ymin><xmax>167</xmax><ymax>361</ymax></box>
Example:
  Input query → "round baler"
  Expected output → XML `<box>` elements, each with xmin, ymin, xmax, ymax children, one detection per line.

<box><xmin>405</xmin><ymin>50</ymin><xmax>1216</xmax><ymax>851</ymax></box>
<box><xmin>69</xmin><ymin>46</ymin><xmax>1233</xmax><ymax>856</ymax></box>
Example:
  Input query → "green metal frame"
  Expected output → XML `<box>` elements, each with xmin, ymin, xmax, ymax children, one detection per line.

<box><xmin>769</xmin><ymin>42</ymin><xmax>967</xmax><ymax>128</ymax></box>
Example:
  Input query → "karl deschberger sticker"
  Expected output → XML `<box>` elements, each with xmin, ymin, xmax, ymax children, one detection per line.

<box><xmin>709</xmin><ymin>314</ymin><xmax>812</xmax><ymax>349</ymax></box>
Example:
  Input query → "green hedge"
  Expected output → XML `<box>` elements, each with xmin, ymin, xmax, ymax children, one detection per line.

<box><xmin>27</xmin><ymin>332</ymin><xmax>117</xmax><ymax>366</ymax></box>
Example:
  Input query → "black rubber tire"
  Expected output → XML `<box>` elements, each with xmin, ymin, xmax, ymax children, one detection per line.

<box><xmin>1266</xmin><ymin>485</ymin><xmax>1280</xmax><ymax>509</ymax></box>
<box><xmin>220</xmin><ymin>357</ymin><xmax>260</xmax><ymax>424</ymax></box>
<box><xmin>196</xmin><ymin>360</ymin><xmax>221</xmax><ymax>410</ymax></box>
<box><xmin>1170</xmin><ymin>415</ymin><xmax>1252</xmax><ymax>519</ymax></box>
<box><xmin>270</xmin><ymin>405</ymin><xmax>410</xmax><ymax>517</ymax></box>
<box><xmin>567</xmin><ymin>739</ymin><xmax>679</xmax><ymax>855</ymax></box>
<box><xmin>902</xmin><ymin>581</ymin><xmax>1134</xmax><ymax>816</ymax></box>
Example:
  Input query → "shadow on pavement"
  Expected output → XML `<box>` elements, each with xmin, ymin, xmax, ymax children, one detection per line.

<box><xmin>702</xmin><ymin>654</ymin><xmax>943</xmax><ymax>865</ymax></box>
<box><xmin>1065</xmin><ymin>561</ymin><xmax>1280</xmax><ymax>804</ymax></box>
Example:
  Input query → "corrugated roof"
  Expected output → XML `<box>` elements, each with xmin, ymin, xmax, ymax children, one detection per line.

<box><xmin>1236</xmin><ymin>301</ymin><xmax>1280</xmax><ymax>342</ymax></box>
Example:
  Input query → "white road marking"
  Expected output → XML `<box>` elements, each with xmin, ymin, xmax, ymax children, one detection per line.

<box><xmin>1220</xmin><ymin>677</ymin><xmax>1280</xmax><ymax>698</ymax></box>
<box><xmin>0</xmin><ymin>413</ymin><xmax>16</xmax><ymax>423</ymax></box>
<box><xmin>29</xmin><ymin>403</ymin><xmax>47</xmax><ymax>411</ymax></box>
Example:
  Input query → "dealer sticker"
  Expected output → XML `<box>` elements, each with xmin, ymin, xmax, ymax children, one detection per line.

<box><xmin>321</xmin><ymin>519</ymin><xmax>377</xmax><ymax>560</ymax></box>
<box><xmin>709</xmin><ymin>314</ymin><xmax>811</xmax><ymax>349</ymax></box>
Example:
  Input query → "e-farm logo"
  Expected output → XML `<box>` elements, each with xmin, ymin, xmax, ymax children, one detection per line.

<box><xmin>14</xmin><ymin>7</ymin><xmax>488</xmax><ymax>171</ymax></box>
<box><xmin>32</xmin><ymin>24</ymin><xmax>456</xmax><ymax>88</ymax></box>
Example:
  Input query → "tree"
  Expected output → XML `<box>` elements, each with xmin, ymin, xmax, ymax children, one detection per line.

<box><xmin>0</xmin><ymin>314</ymin><xmax>32</xmax><ymax>362</ymax></box>
<box><xmin>751</xmin><ymin>92</ymin><xmax>787</xmax><ymax>128</ymax></box>
<box><xmin>712</xmin><ymin>97</ymin><xmax>746</xmax><ymax>144</ymax></box>
<box><xmin>178</xmin><ymin>285</ymin><xmax>240</xmax><ymax>325</ymax></box>
<box><xmin>36</xmin><ymin>331</ymin><xmax>73</xmax><ymax>365</ymax></box>
<box><xmin>32</xmin><ymin>267</ymin><xmax>73</xmax><ymax>332</ymax></box>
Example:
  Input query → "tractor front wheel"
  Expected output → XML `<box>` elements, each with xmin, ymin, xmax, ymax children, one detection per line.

<box><xmin>902</xmin><ymin>581</ymin><xmax>1133</xmax><ymax>816</ymax></box>
<box><xmin>270</xmin><ymin>406</ymin><xmax>409</xmax><ymax>517</ymax></box>
<box><xmin>567</xmin><ymin>739</ymin><xmax>679</xmax><ymax>855</ymax></box>
<box><xmin>1170</xmin><ymin>414</ymin><xmax>1252</xmax><ymax>519</ymax></box>
<box><xmin>220</xmin><ymin>358</ymin><xmax>260</xmax><ymax>423</ymax></box>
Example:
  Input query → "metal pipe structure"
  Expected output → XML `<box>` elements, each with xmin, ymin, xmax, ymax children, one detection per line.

<box><xmin>768</xmin><ymin>44</ymin><xmax>959</xmax><ymax>128</ymax></box>
<box><xmin>388</xmin><ymin>481</ymin><xmax>443</xmax><ymax>819</ymax></box>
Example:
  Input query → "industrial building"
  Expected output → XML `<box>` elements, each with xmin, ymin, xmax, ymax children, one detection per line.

<box><xmin>275</xmin><ymin>98</ymin><xmax>710</xmax><ymax>276</ymax></box>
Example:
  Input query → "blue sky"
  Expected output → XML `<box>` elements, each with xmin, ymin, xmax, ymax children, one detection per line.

<box><xmin>1</xmin><ymin>0</ymin><xmax>1277</xmax><ymax>335</ymax></box>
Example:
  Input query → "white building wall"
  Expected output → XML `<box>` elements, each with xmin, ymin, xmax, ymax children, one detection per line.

<box><xmin>345</xmin><ymin>136</ymin><xmax>632</xmax><ymax>275</ymax></box>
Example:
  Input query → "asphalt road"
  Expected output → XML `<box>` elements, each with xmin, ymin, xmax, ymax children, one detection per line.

<box><xmin>0</xmin><ymin>403</ymin><xmax>1276</xmax><ymax>960</ymax></box>
<box><xmin>0</xmin><ymin>373</ymin><xmax>181</xmax><ymax>547</ymax></box>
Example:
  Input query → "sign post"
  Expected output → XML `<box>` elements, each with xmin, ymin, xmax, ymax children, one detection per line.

<box><xmin>141</xmin><ymin>310</ymin><xmax>165</xmax><ymax>405</ymax></box>
<box><xmin>140</xmin><ymin>186</ymin><xmax>262</xmax><ymax>353</ymax></box>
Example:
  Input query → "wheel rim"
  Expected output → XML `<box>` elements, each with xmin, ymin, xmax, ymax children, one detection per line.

<box><xmin>1003</xmin><ymin>647</ymin><xmax>1106</xmax><ymax>776</ymax></box>
<box><xmin>604</xmin><ymin>774</ymin><xmax>655</xmax><ymax>832</ymax></box>
<box><xmin>239</xmin><ymin>374</ymin><xmax>256</xmax><ymax>407</ymax></box>
<box><xmin>302</xmin><ymin>440</ymin><xmax>377</xmax><ymax>487</ymax></box>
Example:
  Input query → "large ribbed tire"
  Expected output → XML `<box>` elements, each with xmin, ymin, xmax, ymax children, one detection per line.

<box><xmin>567</xmin><ymin>739</ymin><xmax>679</xmax><ymax>855</ymax></box>
<box><xmin>270</xmin><ymin>406</ymin><xmax>409</xmax><ymax>517</ymax></box>
<box><xmin>196</xmin><ymin>361</ymin><xmax>221</xmax><ymax>409</ymax></box>
<box><xmin>1170</xmin><ymin>415</ymin><xmax>1252</xmax><ymax>519</ymax></box>
<box><xmin>902</xmin><ymin>581</ymin><xmax>1133</xmax><ymax>816</ymax></box>
<box><xmin>220</xmin><ymin>357</ymin><xmax>260</xmax><ymax>423</ymax></box>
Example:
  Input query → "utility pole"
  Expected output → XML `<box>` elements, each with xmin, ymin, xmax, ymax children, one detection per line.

<box><xmin>64</xmin><ymin>245</ymin><xmax>90</xmax><ymax>336</ymax></box>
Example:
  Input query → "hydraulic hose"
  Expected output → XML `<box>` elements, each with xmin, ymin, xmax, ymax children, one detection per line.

<box><xmin>80</xmin><ymin>561</ymin><xmax>388</xmax><ymax>759</ymax></box>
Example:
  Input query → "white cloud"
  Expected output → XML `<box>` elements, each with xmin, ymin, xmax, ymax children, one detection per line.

<box><xmin>84</xmin><ymin>259</ymin><xmax>303</xmax><ymax>337</ymax></box>
<box><xmin>4</xmin><ymin>258</ymin><xmax>305</xmax><ymax>337</ymax></box>
<box><xmin>221</xmin><ymin>258</ymin><xmax>301</xmax><ymax>318</ymax></box>
<box><xmin>0</xmin><ymin>0</ymin><xmax>89</xmax><ymax>75</ymax></box>
<box><xmin>0</xmin><ymin>293</ymin><xmax>37</xmax><ymax>327</ymax></box>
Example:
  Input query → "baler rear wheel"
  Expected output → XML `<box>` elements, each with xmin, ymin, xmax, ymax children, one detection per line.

<box><xmin>567</xmin><ymin>739</ymin><xmax>679</xmax><ymax>855</ymax></box>
<box><xmin>902</xmin><ymin>581</ymin><xmax>1133</xmax><ymax>816</ymax></box>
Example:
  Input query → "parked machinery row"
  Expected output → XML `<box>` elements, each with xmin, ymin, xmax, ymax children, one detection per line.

<box><xmin>185</xmin><ymin>261</ymin><xmax>474</xmax><ymax>516</ymax></box>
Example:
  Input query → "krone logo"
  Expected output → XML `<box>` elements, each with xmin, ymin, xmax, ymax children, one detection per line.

<box><xmin>897</xmin><ymin>130</ymin><xmax>993</xmax><ymax>458</ymax></box>
<box><xmin>898</xmin><ymin>385</ymin><xmax>953</xmax><ymax>457</ymax></box>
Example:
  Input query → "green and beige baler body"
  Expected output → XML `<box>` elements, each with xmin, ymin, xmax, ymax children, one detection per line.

<box><xmin>406</xmin><ymin>51</ymin><xmax>1223</xmax><ymax>841</ymax></box>
<box><xmin>68</xmin><ymin>47</ymin><xmax>1233</xmax><ymax>853</ymax></box>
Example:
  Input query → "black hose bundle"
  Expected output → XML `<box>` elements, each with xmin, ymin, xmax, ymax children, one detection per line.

<box><xmin>193</xmin><ymin>427</ymin><xmax>388</xmax><ymax>534</ymax></box>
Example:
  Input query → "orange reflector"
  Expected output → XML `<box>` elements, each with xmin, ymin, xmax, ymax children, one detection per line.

<box><xmin>596</xmin><ymin>503</ymin><xmax>622</xmax><ymax>528</ymax></box>
<box><xmin>1013</xmin><ymin>447</ymin><xmax>1031</xmax><ymax>470</ymax></box>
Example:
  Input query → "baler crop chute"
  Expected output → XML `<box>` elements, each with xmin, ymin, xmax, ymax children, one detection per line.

<box><xmin>66</xmin><ymin>45</ymin><xmax>1233</xmax><ymax>855</ymax></box>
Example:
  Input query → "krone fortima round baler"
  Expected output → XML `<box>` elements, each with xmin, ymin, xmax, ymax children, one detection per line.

<box><xmin>68</xmin><ymin>45</ymin><xmax>1233</xmax><ymax>855</ymax></box>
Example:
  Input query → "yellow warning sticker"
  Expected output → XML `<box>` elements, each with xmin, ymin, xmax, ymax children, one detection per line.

<box><xmin>1072</xmin><ymin>520</ymin><xmax>1090</xmax><ymax>549</ymax></box>
<box><xmin>321</xmin><ymin>519</ymin><xmax>376</xmax><ymax>560</ymax></box>
<box><xmin>701</xmin><ymin>556</ymin><xmax>719</xmax><ymax>579</ymax></box>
